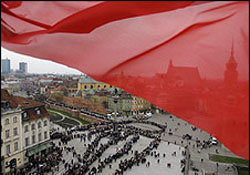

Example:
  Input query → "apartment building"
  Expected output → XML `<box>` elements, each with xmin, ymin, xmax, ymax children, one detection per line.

<box><xmin>15</xmin><ymin>96</ymin><xmax>51</xmax><ymax>164</ymax></box>
<box><xmin>1</xmin><ymin>89</ymin><xmax>24</xmax><ymax>174</ymax></box>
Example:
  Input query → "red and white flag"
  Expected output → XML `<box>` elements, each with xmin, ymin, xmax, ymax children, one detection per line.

<box><xmin>1</xmin><ymin>1</ymin><xmax>249</xmax><ymax>159</ymax></box>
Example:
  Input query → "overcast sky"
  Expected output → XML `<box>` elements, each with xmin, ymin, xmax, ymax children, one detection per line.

<box><xmin>1</xmin><ymin>47</ymin><xmax>83</xmax><ymax>75</ymax></box>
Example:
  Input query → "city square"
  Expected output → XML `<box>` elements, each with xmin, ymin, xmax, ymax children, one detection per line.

<box><xmin>23</xmin><ymin>100</ymin><xmax>240</xmax><ymax>175</ymax></box>
<box><xmin>1</xmin><ymin>1</ymin><xmax>249</xmax><ymax>175</ymax></box>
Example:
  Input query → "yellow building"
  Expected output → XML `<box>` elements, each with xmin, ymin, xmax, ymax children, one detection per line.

<box><xmin>131</xmin><ymin>96</ymin><xmax>151</xmax><ymax>114</ymax></box>
<box><xmin>78</xmin><ymin>77</ymin><xmax>112</xmax><ymax>91</ymax></box>
<box><xmin>1</xmin><ymin>89</ymin><xmax>24</xmax><ymax>174</ymax></box>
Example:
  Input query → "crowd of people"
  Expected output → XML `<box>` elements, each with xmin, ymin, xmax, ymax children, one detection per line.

<box><xmin>18</xmin><ymin>143</ymin><xmax>63</xmax><ymax>175</ymax></box>
<box><xmin>49</xmin><ymin>120</ymin><xmax>185</xmax><ymax>175</ymax></box>
<box><xmin>16</xmin><ymin>117</ymin><xmax>190</xmax><ymax>175</ymax></box>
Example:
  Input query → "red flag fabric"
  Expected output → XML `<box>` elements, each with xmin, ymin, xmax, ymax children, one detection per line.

<box><xmin>1</xmin><ymin>1</ymin><xmax>249</xmax><ymax>159</ymax></box>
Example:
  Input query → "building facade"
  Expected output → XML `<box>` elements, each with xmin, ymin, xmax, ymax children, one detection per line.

<box><xmin>131</xmin><ymin>96</ymin><xmax>151</xmax><ymax>114</ymax></box>
<box><xmin>1</xmin><ymin>59</ymin><xmax>11</xmax><ymax>74</ymax></box>
<box><xmin>14</xmin><ymin>97</ymin><xmax>51</xmax><ymax>165</ymax></box>
<box><xmin>107</xmin><ymin>92</ymin><xmax>133</xmax><ymax>116</ymax></box>
<box><xmin>78</xmin><ymin>76</ymin><xmax>112</xmax><ymax>91</ymax></box>
<box><xmin>1</xmin><ymin>89</ymin><xmax>24</xmax><ymax>174</ymax></box>
<box><xmin>1</xmin><ymin>80</ymin><xmax>20</xmax><ymax>94</ymax></box>
<box><xmin>19</xmin><ymin>62</ymin><xmax>28</xmax><ymax>74</ymax></box>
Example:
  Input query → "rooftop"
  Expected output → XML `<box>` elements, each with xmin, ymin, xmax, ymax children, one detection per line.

<box><xmin>79</xmin><ymin>77</ymin><xmax>102</xmax><ymax>84</ymax></box>
<box><xmin>1</xmin><ymin>89</ymin><xmax>18</xmax><ymax>108</ymax></box>
<box><xmin>15</xmin><ymin>96</ymin><xmax>44</xmax><ymax>109</ymax></box>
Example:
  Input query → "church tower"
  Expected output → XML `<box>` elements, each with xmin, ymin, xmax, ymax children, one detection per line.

<box><xmin>224</xmin><ymin>43</ymin><xmax>238</xmax><ymax>86</ymax></box>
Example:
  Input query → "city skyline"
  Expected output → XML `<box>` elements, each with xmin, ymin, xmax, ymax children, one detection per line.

<box><xmin>1</xmin><ymin>47</ymin><xmax>83</xmax><ymax>75</ymax></box>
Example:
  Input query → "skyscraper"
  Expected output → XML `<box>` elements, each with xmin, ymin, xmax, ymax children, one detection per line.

<box><xmin>1</xmin><ymin>58</ymin><xmax>11</xmax><ymax>74</ymax></box>
<box><xmin>19</xmin><ymin>62</ymin><xmax>28</xmax><ymax>74</ymax></box>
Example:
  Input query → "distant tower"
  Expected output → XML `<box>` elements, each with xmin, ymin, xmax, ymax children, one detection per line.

<box><xmin>19</xmin><ymin>62</ymin><xmax>28</xmax><ymax>73</ymax></box>
<box><xmin>224</xmin><ymin>43</ymin><xmax>238</xmax><ymax>86</ymax></box>
<box><xmin>1</xmin><ymin>58</ymin><xmax>11</xmax><ymax>74</ymax></box>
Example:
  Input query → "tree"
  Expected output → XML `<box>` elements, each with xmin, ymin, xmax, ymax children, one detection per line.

<box><xmin>61</xmin><ymin>87</ymin><xmax>69</xmax><ymax>96</ymax></box>
<box><xmin>51</xmin><ymin>92</ymin><xmax>64</xmax><ymax>102</ymax></box>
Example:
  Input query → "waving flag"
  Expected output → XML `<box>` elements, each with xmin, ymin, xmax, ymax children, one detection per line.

<box><xmin>1</xmin><ymin>1</ymin><xmax>249</xmax><ymax>159</ymax></box>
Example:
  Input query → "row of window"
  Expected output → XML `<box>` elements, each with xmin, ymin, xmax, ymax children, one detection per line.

<box><xmin>5</xmin><ymin>127</ymin><xmax>18</xmax><ymax>139</ymax></box>
<box><xmin>5</xmin><ymin>142</ymin><xmax>19</xmax><ymax>154</ymax></box>
<box><xmin>5</xmin><ymin>109</ymin><xmax>43</xmax><ymax>125</ymax></box>
<box><xmin>5</xmin><ymin>120</ymin><xmax>48</xmax><ymax>138</ymax></box>
<box><xmin>133</xmin><ymin>100</ymin><xmax>147</xmax><ymax>104</ymax></box>
<box><xmin>22</xmin><ymin>108</ymin><xmax>41</xmax><ymax>119</ymax></box>
<box><xmin>83</xmin><ymin>85</ymin><xmax>112</xmax><ymax>89</ymax></box>
<box><xmin>25</xmin><ymin>131</ymin><xmax>48</xmax><ymax>147</ymax></box>
<box><xmin>5</xmin><ymin>116</ymin><xmax>18</xmax><ymax>125</ymax></box>
<box><xmin>24</xmin><ymin>120</ymin><xmax>48</xmax><ymax>133</ymax></box>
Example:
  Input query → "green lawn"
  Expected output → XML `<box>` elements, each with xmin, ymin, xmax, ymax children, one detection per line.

<box><xmin>47</xmin><ymin>107</ymin><xmax>90</xmax><ymax>125</ymax></box>
<box><xmin>55</xmin><ymin>122</ymin><xmax>74</xmax><ymax>129</ymax></box>
<box><xmin>209</xmin><ymin>154</ymin><xmax>249</xmax><ymax>166</ymax></box>
<box><xmin>238</xmin><ymin>169</ymin><xmax>249</xmax><ymax>175</ymax></box>
<box><xmin>48</xmin><ymin>111</ymin><xmax>63</xmax><ymax>122</ymax></box>
<box><xmin>55</xmin><ymin>118</ymin><xmax>80</xmax><ymax>128</ymax></box>
<box><xmin>61</xmin><ymin>118</ymin><xmax>79</xmax><ymax>125</ymax></box>
<box><xmin>47</xmin><ymin>108</ymin><xmax>73</xmax><ymax>117</ymax></box>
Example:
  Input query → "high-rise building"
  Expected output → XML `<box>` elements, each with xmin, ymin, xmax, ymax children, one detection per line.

<box><xmin>1</xmin><ymin>59</ymin><xmax>11</xmax><ymax>74</ymax></box>
<box><xmin>19</xmin><ymin>62</ymin><xmax>28</xmax><ymax>74</ymax></box>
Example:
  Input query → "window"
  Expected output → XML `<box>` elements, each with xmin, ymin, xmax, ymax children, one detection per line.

<box><xmin>13</xmin><ymin>127</ymin><xmax>18</xmax><ymax>136</ymax></box>
<box><xmin>14</xmin><ymin>142</ymin><xmax>18</xmax><ymax>152</ymax></box>
<box><xmin>22</xmin><ymin>112</ymin><xmax>28</xmax><ymax>120</ymax></box>
<box><xmin>44</xmin><ymin>131</ymin><xmax>48</xmax><ymax>139</ymax></box>
<box><xmin>38</xmin><ymin>133</ymin><xmax>42</xmax><ymax>142</ymax></box>
<box><xmin>5</xmin><ymin>130</ymin><xmax>10</xmax><ymax>139</ymax></box>
<box><xmin>44</xmin><ymin>120</ymin><xmax>47</xmax><ymax>127</ymax></box>
<box><xmin>31</xmin><ymin>124</ymin><xmax>35</xmax><ymax>130</ymax></box>
<box><xmin>36</xmin><ymin>109</ymin><xmax>41</xmax><ymax>115</ymax></box>
<box><xmin>32</xmin><ymin>135</ymin><xmax>36</xmax><ymax>144</ymax></box>
<box><xmin>104</xmin><ymin>85</ymin><xmax>106</xmax><ymax>88</ymax></box>
<box><xmin>24</xmin><ymin>125</ymin><xmax>29</xmax><ymax>133</ymax></box>
<box><xmin>23</xmin><ymin>112</ymin><xmax>27</xmax><ymax>118</ymax></box>
<box><xmin>13</xmin><ymin>116</ymin><xmax>17</xmax><ymax>123</ymax></box>
<box><xmin>90</xmin><ymin>85</ymin><xmax>93</xmax><ymax>89</ymax></box>
<box><xmin>38</xmin><ymin>122</ymin><xmax>41</xmax><ymax>128</ymax></box>
<box><xmin>84</xmin><ymin>85</ymin><xmax>87</xmax><ymax>89</ymax></box>
<box><xmin>5</xmin><ymin>119</ymin><xmax>9</xmax><ymax>125</ymax></box>
<box><xmin>25</xmin><ymin>137</ymin><xmax>29</xmax><ymax>147</ymax></box>
<box><xmin>6</xmin><ymin>145</ymin><xmax>11</xmax><ymax>154</ymax></box>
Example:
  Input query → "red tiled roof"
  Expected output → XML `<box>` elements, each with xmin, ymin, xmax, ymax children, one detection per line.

<box><xmin>1</xmin><ymin>89</ymin><xmax>18</xmax><ymax>108</ymax></box>
<box><xmin>50</xmin><ymin>85</ymin><xmax>67</xmax><ymax>92</ymax></box>
<box><xmin>15</xmin><ymin>96</ymin><xmax>44</xmax><ymax>109</ymax></box>
<box><xmin>15</xmin><ymin>96</ymin><xmax>49</xmax><ymax>122</ymax></box>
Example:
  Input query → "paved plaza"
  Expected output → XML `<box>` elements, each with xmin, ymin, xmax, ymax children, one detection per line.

<box><xmin>41</xmin><ymin>109</ymin><xmax>240</xmax><ymax>175</ymax></box>
<box><xmin>50</xmin><ymin>124</ymin><xmax>185</xmax><ymax>175</ymax></box>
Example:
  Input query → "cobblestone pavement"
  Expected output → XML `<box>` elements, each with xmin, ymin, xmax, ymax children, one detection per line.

<box><xmin>145</xmin><ymin>113</ymin><xmax>239</xmax><ymax>175</ymax></box>
<box><xmin>47</xmin><ymin>111</ymin><xmax>240</xmax><ymax>175</ymax></box>
<box><xmin>50</xmin><ymin>125</ymin><xmax>185</xmax><ymax>175</ymax></box>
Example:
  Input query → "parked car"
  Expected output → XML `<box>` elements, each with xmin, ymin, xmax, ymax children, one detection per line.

<box><xmin>182</xmin><ymin>134</ymin><xmax>192</xmax><ymax>140</ymax></box>
<box><xmin>210</xmin><ymin>136</ymin><xmax>218</xmax><ymax>145</ymax></box>
<box><xmin>191</xmin><ymin>126</ymin><xmax>197</xmax><ymax>131</ymax></box>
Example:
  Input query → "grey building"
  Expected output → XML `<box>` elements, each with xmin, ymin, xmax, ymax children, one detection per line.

<box><xmin>1</xmin><ymin>59</ymin><xmax>11</xmax><ymax>74</ymax></box>
<box><xmin>19</xmin><ymin>62</ymin><xmax>28</xmax><ymax>73</ymax></box>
